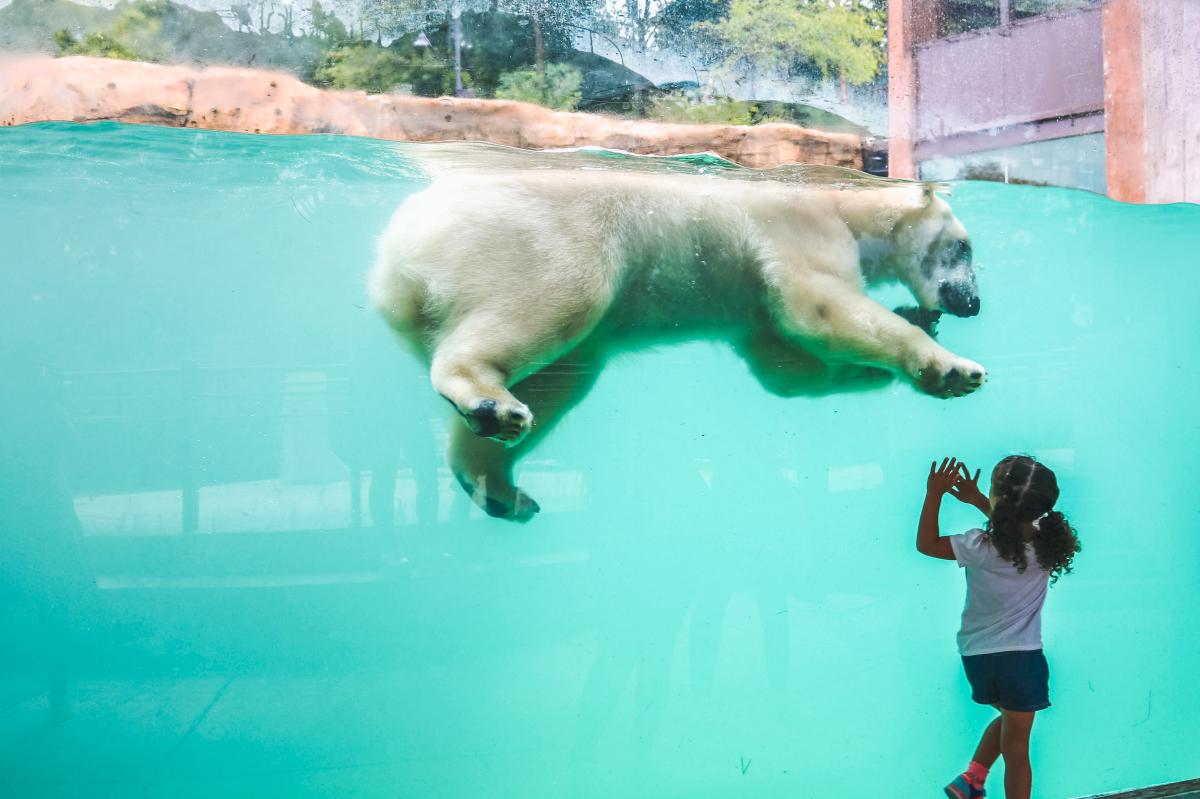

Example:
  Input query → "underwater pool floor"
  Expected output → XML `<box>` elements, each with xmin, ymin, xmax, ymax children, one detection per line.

<box><xmin>1</xmin><ymin>669</ymin><xmax>566</xmax><ymax>798</ymax></box>
<box><xmin>2</xmin><ymin>675</ymin><xmax>1196</xmax><ymax>799</ymax></box>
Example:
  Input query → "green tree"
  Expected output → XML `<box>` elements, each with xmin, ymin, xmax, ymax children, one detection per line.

<box><xmin>54</xmin><ymin>0</ymin><xmax>171</xmax><ymax>61</ymax></box>
<box><xmin>448</xmin><ymin>10</ymin><xmax>575</xmax><ymax>96</ymax></box>
<box><xmin>648</xmin><ymin>93</ymin><xmax>754</xmax><ymax>125</ymax></box>
<box><xmin>497</xmin><ymin>0</ymin><xmax>606</xmax><ymax>69</ymax></box>
<box><xmin>380</xmin><ymin>5</ymin><xmax>591</xmax><ymax>97</ymax></box>
<box><xmin>495</xmin><ymin>62</ymin><xmax>582</xmax><ymax>109</ymax></box>
<box><xmin>310</xmin><ymin>0</ymin><xmax>350</xmax><ymax>41</ymax></box>
<box><xmin>312</xmin><ymin>41</ymin><xmax>459</xmax><ymax>94</ymax></box>
<box><xmin>700</xmin><ymin>0</ymin><xmax>884</xmax><ymax>99</ymax></box>
<box><xmin>651</xmin><ymin>0</ymin><xmax>731</xmax><ymax>55</ymax></box>
<box><xmin>54</xmin><ymin>28</ymin><xmax>147</xmax><ymax>60</ymax></box>
<box><xmin>108</xmin><ymin>0</ymin><xmax>171</xmax><ymax>58</ymax></box>
<box><xmin>357</xmin><ymin>0</ymin><xmax>488</xmax><ymax>43</ymax></box>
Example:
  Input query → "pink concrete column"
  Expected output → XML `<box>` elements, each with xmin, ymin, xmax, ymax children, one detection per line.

<box><xmin>1104</xmin><ymin>0</ymin><xmax>1200</xmax><ymax>204</ymax></box>
<box><xmin>887</xmin><ymin>0</ymin><xmax>946</xmax><ymax>179</ymax></box>
<box><xmin>1103</xmin><ymin>0</ymin><xmax>1148</xmax><ymax>202</ymax></box>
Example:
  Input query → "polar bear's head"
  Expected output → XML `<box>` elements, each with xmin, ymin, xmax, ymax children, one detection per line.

<box><xmin>890</xmin><ymin>190</ymin><xmax>980</xmax><ymax>318</ymax></box>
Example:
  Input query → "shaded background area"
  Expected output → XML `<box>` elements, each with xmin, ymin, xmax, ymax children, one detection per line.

<box><xmin>0</xmin><ymin>122</ymin><xmax>1197</xmax><ymax>797</ymax></box>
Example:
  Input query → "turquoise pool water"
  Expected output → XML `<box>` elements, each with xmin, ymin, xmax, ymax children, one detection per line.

<box><xmin>1</xmin><ymin>122</ymin><xmax>1198</xmax><ymax>798</ymax></box>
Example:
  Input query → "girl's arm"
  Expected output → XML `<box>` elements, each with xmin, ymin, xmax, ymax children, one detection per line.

<box><xmin>916</xmin><ymin>457</ymin><xmax>960</xmax><ymax>561</ymax></box>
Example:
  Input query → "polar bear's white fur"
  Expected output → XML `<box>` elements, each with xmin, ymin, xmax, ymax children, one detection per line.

<box><xmin>370</xmin><ymin>162</ymin><xmax>984</xmax><ymax>521</ymax></box>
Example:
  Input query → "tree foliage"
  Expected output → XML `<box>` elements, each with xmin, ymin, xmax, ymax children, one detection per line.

<box><xmin>30</xmin><ymin>0</ymin><xmax>894</xmax><ymax>119</ymax></box>
<box><xmin>312</xmin><ymin>41</ymin><xmax>460</xmax><ymax>94</ymax></box>
<box><xmin>451</xmin><ymin>11</ymin><xmax>575</xmax><ymax>94</ymax></box>
<box><xmin>648</xmin><ymin>92</ymin><xmax>755</xmax><ymax>125</ymax></box>
<box><xmin>54</xmin><ymin>28</ymin><xmax>147</xmax><ymax>60</ymax></box>
<box><xmin>46</xmin><ymin>0</ymin><xmax>324</xmax><ymax>71</ymax></box>
<box><xmin>495</xmin><ymin>63</ymin><xmax>583</xmax><ymax>109</ymax></box>
<box><xmin>54</xmin><ymin>0</ymin><xmax>170</xmax><ymax>61</ymax></box>
<box><xmin>699</xmin><ymin>0</ymin><xmax>884</xmax><ymax>86</ymax></box>
<box><xmin>651</xmin><ymin>0</ymin><xmax>730</xmax><ymax>54</ymax></box>
<box><xmin>355</xmin><ymin>0</ymin><xmax>488</xmax><ymax>43</ymax></box>
<box><xmin>310</xmin><ymin>0</ymin><xmax>351</xmax><ymax>42</ymax></box>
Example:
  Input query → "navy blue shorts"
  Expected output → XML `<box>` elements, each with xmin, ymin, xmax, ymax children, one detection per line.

<box><xmin>961</xmin><ymin>649</ymin><xmax>1051</xmax><ymax>712</ymax></box>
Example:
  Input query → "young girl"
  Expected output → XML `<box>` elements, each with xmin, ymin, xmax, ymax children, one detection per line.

<box><xmin>917</xmin><ymin>455</ymin><xmax>1081</xmax><ymax>799</ymax></box>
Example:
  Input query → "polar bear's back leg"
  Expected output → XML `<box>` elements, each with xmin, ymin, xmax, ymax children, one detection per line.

<box><xmin>447</xmin><ymin>349</ymin><xmax>604</xmax><ymax>521</ymax></box>
<box><xmin>430</xmin><ymin>285</ymin><xmax>609</xmax><ymax>446</ymax></box>
<box><xmin>430</xmin><ymin>315</ymin><xmax>538</xmax><ymax>443</ymax></box>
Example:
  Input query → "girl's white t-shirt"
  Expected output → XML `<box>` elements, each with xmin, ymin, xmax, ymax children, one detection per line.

<box><xmin>948</xmin><ymin>529</ymin><xmax>1050</xmax><ymax>657</ymax></box>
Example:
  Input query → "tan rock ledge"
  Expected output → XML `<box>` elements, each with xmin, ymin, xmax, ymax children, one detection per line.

<box><xmin>0</xmin><ymin>55</ymin><xmax>865</xmax><ymax>169</ymax></box>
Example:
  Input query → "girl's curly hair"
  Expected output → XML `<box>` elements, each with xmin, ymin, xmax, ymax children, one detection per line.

<box><xmin>986</xmin><ymin>455</ymin><xmax>1081</xmax><ymax>584</ymax></box>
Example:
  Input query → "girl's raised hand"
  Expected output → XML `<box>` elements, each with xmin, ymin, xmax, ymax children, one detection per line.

<box><xmin>927</xmin><ymin>457</ymin><xmax>964</xmax><ymax>496</ymax></box>
<box><xmin>948</xmin><ymin>462</ymin><xmax>988</xmax><ymax>509</ymax></box>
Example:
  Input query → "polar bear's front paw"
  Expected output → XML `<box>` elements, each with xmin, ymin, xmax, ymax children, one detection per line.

<box><xmin>916</xmin><ymin>354</ymin><xmax>986</xmax><ymax>399</ymax></box>
<box><xmin>460</xmin><ymin>397</ymin><xmax>533</xmax><ymax>444</ymax></box>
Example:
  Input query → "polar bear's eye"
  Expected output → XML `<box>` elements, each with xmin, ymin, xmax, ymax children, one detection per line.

<box><xmin>921</xmin><ymin>238</ymin><xmax>972</xmax><ymax>279</ymax></box>
<box><xmin>940</xmin><ymin>239</ymin><xmax>972</xmax><ymax>265</ymax></box>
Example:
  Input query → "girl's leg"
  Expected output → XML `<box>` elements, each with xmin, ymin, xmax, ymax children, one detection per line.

<box><xmin>947</xmin><ymin>713</ymin><xmax>1000</xmax><ymax>797</ymax></box>
<box><xmin>999</xmin><ymin>709</ymin><xmax>1036</xmax><ymax>799</ymax></box>
<box><xmin>972</xmin><ymin>712</ymin><xmax>1003</xmax><ymax>767</ymax></box>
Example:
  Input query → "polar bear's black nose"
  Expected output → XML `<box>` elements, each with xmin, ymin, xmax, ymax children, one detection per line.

<box><xmin>939</xmin><ymin>284</ymin><xmax>980</xmax><ymax>317</ymax></box>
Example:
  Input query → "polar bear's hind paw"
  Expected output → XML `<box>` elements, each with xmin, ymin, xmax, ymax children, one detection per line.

<box><xmin>460</xmin><ymin>398</ymin><xmax>533</xmax><ymax>444</ymax></box>
<box><xmin>482</xmin><ymin>491</ymin><xmax>540</xmax><ymax>521</ymax></box>
<box><xmin>455</xmin><ymin>472</ymin><xmax>541</xmax><ymax>522</ymax></box>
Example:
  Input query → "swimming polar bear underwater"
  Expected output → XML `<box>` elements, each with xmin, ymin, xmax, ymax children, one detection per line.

<box><xmin>369</xmin><ymin>146</ymin><xmax>985</xmax><ymax>521</ymax></box>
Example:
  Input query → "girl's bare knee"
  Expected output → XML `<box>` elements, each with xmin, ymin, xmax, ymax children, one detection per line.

<box><xmin>999</xmin><ymin>709</ymin><xmax>1035</xmax><ymax>754</ymax></box>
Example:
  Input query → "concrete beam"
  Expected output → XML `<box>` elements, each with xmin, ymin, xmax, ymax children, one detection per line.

<box><xmin>913</xmin><ymin>111</ymin><xmax>1104</xmax><ymax>161</ymax></box>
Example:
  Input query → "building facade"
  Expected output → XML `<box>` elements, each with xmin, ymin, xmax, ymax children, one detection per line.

<box><xmin>888</xmin><ymin>0</ymin><xmax>1200</xmax><ymax>204</ymax></box>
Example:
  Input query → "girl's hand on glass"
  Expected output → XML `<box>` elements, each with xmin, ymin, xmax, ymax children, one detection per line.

<box><xmin>926</xmin><ymin>457</ymin><xmax>963</xmax><ymax>496</ymax></box>
<box><xmin>948</xmin><ymin>462</ymin><xmax>988</xmax><ymax>509</ymax></box>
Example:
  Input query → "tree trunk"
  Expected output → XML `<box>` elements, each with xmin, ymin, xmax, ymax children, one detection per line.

<box><xmin>626</xmin><ymin>0</ymin><xmax>640</xmax><ymax>51</ymax></box>
<box><xmin>839</xmin><ymin>69</ymin><xmax>848</xmax><ymax>104</ymax></box>
<box><xmin>532</xmin><ymin>7</ymin><xmax>544</xmax><ymax>72</ymax></box>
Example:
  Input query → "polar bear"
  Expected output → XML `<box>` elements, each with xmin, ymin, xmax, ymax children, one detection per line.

<box><xmin>369</xmin><ymin>159</ymin><xmax>984</xmax><ymax>521</ymax></box>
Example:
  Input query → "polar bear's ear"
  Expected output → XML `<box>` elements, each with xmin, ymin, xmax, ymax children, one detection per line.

<box><xmin>922</xmin><ymin>182</ymin><xmax>953</xmax><ymax>203</ymax></box>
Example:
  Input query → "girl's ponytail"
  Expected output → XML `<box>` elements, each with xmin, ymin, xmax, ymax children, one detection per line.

<box><xmin>1032</xmin><ymin>510</ymin><xmax>1081</xmax><ymax>584</ymax></box>
<box><xmin>987</xmin><ymin>494</ymin><xmax>1029</xmax><ymax>573</ymax></box>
